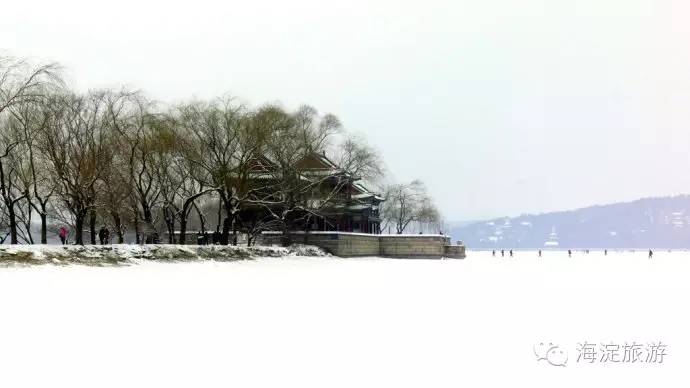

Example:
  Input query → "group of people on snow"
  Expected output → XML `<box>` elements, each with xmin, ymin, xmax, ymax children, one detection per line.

<box><xmin>57</xmin><ymin>225</ymin><xmax>111</xmax><ymax>245</ymax></box>
<box><xmin>491</xmin><ymin>249</ymin><xmax>655</xmax><ymax>258</ymax></box>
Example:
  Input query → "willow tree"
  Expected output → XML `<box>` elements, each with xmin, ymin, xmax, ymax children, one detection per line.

<box><xmin>175</xmin><ymin>98</ymin><xmax>249</xmax><ymax>245</ymax></box>
<box><xmin>0</xmin><ymin>124</ymin><xmax>27</xmax><ymax>244</ymax></box>
<box><xmin>381</xmin><ymin>180</ymin><xmax>440</xmax><ymax>234</ymax></box>
<box><xmin>0</xmin><ymin>56</ymin><xmax>60</xmax><ymax>117</ymax></box>
<box><xmin>256</xmin><ymin>105</ymin><xmax>345</xmax><ymax>245</ymax></box>
<box><xmin>38</xmin><ymin>92</ymin><xmax>112</xmax><ymax>245</ymax></box>
<box><xmin>97</xmin><ymin>156</ymin><xmax>131</xmax><ymax>243</ymax></box>
<box><xmin>0</xmin><ymin>56</ymin><xmax>60</xmax><ymax>244</ymax></box>
<box><xmin>104</xmin><ymin>91</ymin><xmax>160</xmax><ymax>243</ymax></box>
<box><xmin>148</xmin><ymin>116</ymin><xmax>213</xmax><ymax>245</ymax></box>
<box><xmin>6</xmin><ymin>99</ymin><xmax>59</xmax><ymax>243</ymax></box>
<box><xmin>155</xmin><ymin>121</ymin><xmax>216</xmax><ymax>245</ymax></box>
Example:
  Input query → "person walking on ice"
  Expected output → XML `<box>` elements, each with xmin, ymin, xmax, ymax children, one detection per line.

<box><xmin>649</xmin><ymin>249</ymin><xmax>653</xmax><ymax>259</ymax></box>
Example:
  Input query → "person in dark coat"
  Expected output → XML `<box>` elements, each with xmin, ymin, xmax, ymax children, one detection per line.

<box><xmin>98</xmin><ymin>226</ymin><xmax>110</xmax><ymax>245</ymax></box>
<box><xmin>649</xmin><ymin>249</ymin><xmax>653</xmax><ymax>259</ymax></box>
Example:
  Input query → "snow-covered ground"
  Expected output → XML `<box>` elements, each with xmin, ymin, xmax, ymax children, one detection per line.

<box><xmin>0</xmin><ymin>250</ymin><xmax>688</xmax><ymax>387</ymax></box>
<box><xmin>0</xmin><ymin>244</ymin><xmax>329</xmax><ymax>266</ymax></box>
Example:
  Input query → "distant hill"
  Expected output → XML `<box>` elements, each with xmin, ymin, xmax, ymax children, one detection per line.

<box><xmin>450</xmin><ymin>196</ymin><xmax>690</xmax><ymax>249</ymax></box>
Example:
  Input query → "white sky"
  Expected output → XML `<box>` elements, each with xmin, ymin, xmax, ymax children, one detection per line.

<box><xmin>3</xmin><ymin>0</ymin><xmax>690</xmax><ymax>221</ymax></box>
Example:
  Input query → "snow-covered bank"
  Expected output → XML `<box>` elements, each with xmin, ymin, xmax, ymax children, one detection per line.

<box><xmin>0</xmin><ymin>244</ymin><xmax>329</xmax><ymax>266</ymax></box>
<box><xmin>1</xmin><ymin>251</ymin><xmax>688</xmax><ymax>387</ymax></box>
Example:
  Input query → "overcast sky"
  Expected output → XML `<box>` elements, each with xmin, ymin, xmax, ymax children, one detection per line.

<box><xmin>3</xmin><ymin>0</ymin><xmax>690</xmax><ymax>221</ymax></box>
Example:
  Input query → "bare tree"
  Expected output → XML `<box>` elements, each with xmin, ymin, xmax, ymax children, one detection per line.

<box><xmin>0</xmin><ymin>124</ymin><xmax>28</xmax><ymax>244</ymax></box>
<box><xmin>103</xmin><ymin>91</ymin><xmax>161</xmax><ymax>243</ymax></box>
<box><xmin>0</xmin><ymin>56</ymin><xmax>61</xmax><ymax>116</ymax></box>
<box><xmin>0</xmin><ymin>56</ymin><xmax>61</xmax><ymax>244</ymax></box>
<box><xmin>334</xmin><ymin>134</ymin><xmax>384</xmax><ymax>183</ymax></box>
<box><xmin>97</xmin><ymin>140</ymin><xmax>132</xmax><ymax>243</ymax></box>
<box><xmin>37</xmin><ymin>92</ymin><xmax>112</xmax><ymax>245</ymax></box>
<box><xmin>381</xmin><ymin>180</ymin><xmax>440</xmax><ymax>234</ymax></box>
<box><xmin>415</xmin><ymin>197</ymin><xmax>442</xmax><ymax>234</ymax></box>
<box><xmin>7</xmin><ymin>98</ymin><xmax>59</xmax><ymax>243</ymax></box>
<box><xmin>252</xmin><ymin>105</ymin><xmax>348</xmax><ymax>245</ymax></box>
<box><xmin>168</xmin><ymin>148</ymin><xmax>216</xmax><ymax>245</ymax></box>
<box><xmin>174</xmin><ymin>97</ymin><xmax>250</xmax><ymax>245</ymax></box>
<box><xmin>147</xmin><ymin>117</ymin><xmax>216</xmax><ymax>245</ymax></box>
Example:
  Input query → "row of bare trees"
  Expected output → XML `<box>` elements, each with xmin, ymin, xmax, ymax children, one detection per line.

<box><xmin>0</xmin><ymin>54</ymin><xmax>440</xmax><ymax>245</ymax></box>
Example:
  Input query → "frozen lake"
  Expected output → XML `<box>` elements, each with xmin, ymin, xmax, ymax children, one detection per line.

<box><xmin>1</xmin><ymin>250</ymin><xmax>687</xmax><ymax>387</ymax></box>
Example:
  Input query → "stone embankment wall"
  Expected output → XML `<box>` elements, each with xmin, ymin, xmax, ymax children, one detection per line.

<box><xmin>259</xmin><ymin>232</ymin><xmax>466</xmax><ymax>259</ymax></box>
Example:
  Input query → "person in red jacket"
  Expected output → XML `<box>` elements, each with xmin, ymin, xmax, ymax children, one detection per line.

<box><xmin>58</xmin><ymin>226</ymin><xmax>68</xmax><ymax>245</ymax></box>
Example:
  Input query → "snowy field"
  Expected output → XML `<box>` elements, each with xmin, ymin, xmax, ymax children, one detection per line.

<box><xmin>1</xmin><ymin>250</ymin><xmax>688</xmax><ymax>387</ymax></box>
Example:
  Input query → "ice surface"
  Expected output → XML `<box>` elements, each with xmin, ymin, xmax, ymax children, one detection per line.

<box><xmin>0</xmin><ymin>250</ymin><xmax>688</xmax><ymax>387</ymax></box>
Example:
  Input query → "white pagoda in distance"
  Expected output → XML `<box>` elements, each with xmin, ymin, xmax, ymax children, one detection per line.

<box><xmin>544</xmin><ymin>226</ymin><xmax>560</xmax><ymax>248</ymax></box>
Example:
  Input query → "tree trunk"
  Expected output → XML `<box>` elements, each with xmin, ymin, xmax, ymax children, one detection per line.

<box><xmin>167</xmin><ymin>217</ymin><xmax>175</xmax><ymax>244</ymax></box>
<box><xmin>162</xmin><ymin>206</ymin><xmax>175</xmax><ymax>244</ymax></box>
<box><xmin>8</xmin><ymin>205</ymin><xmax>18</xmax><ymax>244</ymax></box>
<box><xmin>179</xmin><ymin>217</ymin><xmax>188</xmax><ymax>245</ymax></box>
<box><xmin>220</xmin><ymin>194</ymin><xmax>233</xmax><ymax>245</ymax></box>
<box><xmin>25</xmin><ymin>222</ymin><xmax>34</xmax><ymax>244</ymax></box>
<box><xmin>133</xmin><ymin>206</ymin><xmax>141</xmax><ymax>244</ymax></box>
<box><xmin>111</xmin><ymin>211</ymin><xmax>124</xmax><ymax>243</ymax></box>
<box><xmin>40</xmin><ymin>213</ymin><xmax>47</xmax><ymax>244</ymax></box>
<box><xmin>178</xmin><ymin>199</ymin><xmax>198</xmax><ymax>246</ymax></box>
<box><xmin>194</xmin><ymin>202</ymin><xmax>206</xmax><ymax>234</ymax></box>
<box><xmin>216</xmin><ymin>196</ymin><xmax>222</xmax><ymax>233</ymax></box>
<box><xmin>21</xmin><ymin>204</ymin><xmax>34</xmax><ymax>244</ymax></box>
<box><xmin>89</xmin><ymin>210</ymin><xmax>97</xmax><ymax>245</ymax></box>
<box><xmin>142</xmin><ymin>201</ymin><xmax>153</xmax><ymax>225</ymax></box>
<box><xmin>247</xmin><ymin>220</ymin><xmax>255</xmax><ymax>247</ymax></box>
<box><xmin>221</xmin><ymin>217</ymin><xmax>231</xmax><ymax>245</ymax></box>
<box><xmin>75</xmin><ymin>213</ymin><xmax>85</xmax><ymax>245</ymax></box>
<box><xmin>232</xmin><ymin>217</ymin><xmax>238</xmax><ymax>246</ymax></box>
<box><xmin>281</xmin><ymin>223</ymin><xmax>292</xmax><ymax>247</ymax></box>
